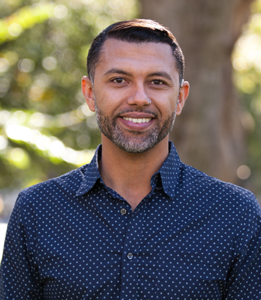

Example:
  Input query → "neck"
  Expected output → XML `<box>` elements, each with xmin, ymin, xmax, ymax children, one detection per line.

<box><xmin>99</xmin><ymin>136</ymin><xmax>169</xmax><ymax>211</ymax></box>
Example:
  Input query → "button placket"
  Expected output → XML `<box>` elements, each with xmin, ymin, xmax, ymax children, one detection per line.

<box><xmin>120</xmin><ymin>207</ymin><xmax>144</xmax><ymax>299</ymax></box>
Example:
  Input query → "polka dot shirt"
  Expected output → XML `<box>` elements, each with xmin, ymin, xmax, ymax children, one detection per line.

<box><xmin>1</xmin><ymin>142</ymin><xmax>261</xmax><ymax>299</ymax></box>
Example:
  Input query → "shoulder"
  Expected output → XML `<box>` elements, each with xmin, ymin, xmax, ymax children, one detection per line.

<box><xmin>179</xmin><ymin>162</ymin><xmax>260</xmax><ymax>217</ymax></box>
<box><xmin>16</xmin><ymin>164</ymin><xmax>89</xmax><ymax>209</ymax></box>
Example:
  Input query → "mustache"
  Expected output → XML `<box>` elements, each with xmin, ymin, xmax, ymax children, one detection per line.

<box><xmin>115</xmin><ymin>109</ymin><xmax>158</xmax><ymax>118</ymax></box>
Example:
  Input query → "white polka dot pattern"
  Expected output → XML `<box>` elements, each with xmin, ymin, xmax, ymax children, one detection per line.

<box><xmin>0</xmin><ymin>142</ymin><xmax>261</xmax><ymax>299</ymax></box>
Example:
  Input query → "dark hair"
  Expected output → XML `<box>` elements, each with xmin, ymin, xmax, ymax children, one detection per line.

<box><xmin>87</xmin><ymin>19</ymin><xmax>185</xmax><ymax>84</ymax></box>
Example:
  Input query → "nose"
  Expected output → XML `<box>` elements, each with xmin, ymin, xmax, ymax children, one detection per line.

<box><xmin>127</xmin><ymin>83</ymin><xmax>151</xmax><ymax>106</ymax></box>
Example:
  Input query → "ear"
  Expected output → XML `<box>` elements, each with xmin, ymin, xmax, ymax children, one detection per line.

<box><xmin>176</xmin><ymin>81</ymin><xmax>190</xmax><ymax>115</ymax></box>
<box><xmin>81</xmin><ymin>76</ymin><xmax>95</xmax><ymax>112</ymax></box>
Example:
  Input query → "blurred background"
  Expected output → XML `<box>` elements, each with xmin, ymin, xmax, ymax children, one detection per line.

<box><xmin>0</xmin><ymin>0</ymin><xmax>261</xmax><ymax>242</ymax></box>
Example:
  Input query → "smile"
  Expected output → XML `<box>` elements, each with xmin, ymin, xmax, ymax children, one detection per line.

<box><xmin>122</xmin><ymin>117</ymin><xmax>151</xmax><ymax>124</ymax></box>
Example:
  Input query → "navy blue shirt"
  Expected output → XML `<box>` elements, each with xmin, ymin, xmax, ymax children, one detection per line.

<box><xmin>1</xmin><ymin>142</ymin><xmax>261</xmax><ymax>299</ymax></box>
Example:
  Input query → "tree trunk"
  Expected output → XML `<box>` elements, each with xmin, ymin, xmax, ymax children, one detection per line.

<box><xmin>141</xmin><ymin>0</ymin><xmax>253</xmax><ymax>183</ymax></box>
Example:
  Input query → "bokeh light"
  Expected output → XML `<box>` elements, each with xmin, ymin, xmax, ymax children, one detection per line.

<box><xmin>18</xmin><ymin>58</ymin><xmax>35</xmax><ymax>73</ymax></box>
<box><xmin>237</xmin><ymin>165</ymin><xmax>251</xmax><ymax>180</ymax></box>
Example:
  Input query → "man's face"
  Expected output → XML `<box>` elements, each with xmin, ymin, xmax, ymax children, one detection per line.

<box><xmin>82</xmin><ymin>38</ymin><xmax>188</xmax><ymax>153</ymax></box>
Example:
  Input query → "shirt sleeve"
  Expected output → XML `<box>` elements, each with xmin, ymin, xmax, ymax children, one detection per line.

<box><xmin>226</xmin><ymin>194</ymin><xmax>261</xmax><ymax>299</ymax></box>
<box><xmin>0</xmin><ymin>194</ymin><xmax>44</xmax><ymax>299</ymax></box>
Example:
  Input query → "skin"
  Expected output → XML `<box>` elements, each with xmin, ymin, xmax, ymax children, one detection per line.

<box><xmin>82</xmin><ymin>38</ymin><xmax>190</xmax><ymax>211</ymax></box>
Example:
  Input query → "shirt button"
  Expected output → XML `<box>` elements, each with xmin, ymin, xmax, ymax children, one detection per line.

<box><xmin>120</xmin><ymin>208</ymin><xmax>127</xmax><ymax>215</ymax></box>
<box><xmin>127</xmin><ymin>253</ymin><xmax>133</xmax><ymax>260</ymax></box>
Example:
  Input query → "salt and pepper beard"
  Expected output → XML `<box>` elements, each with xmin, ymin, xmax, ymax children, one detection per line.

<box><xmin>94</xmin><ymin>94</ymin><xmax>178</xmax><ymax>154</ymax></box>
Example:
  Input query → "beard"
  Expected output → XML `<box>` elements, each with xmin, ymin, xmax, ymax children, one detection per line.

<box><xmin>95</xmin><ymin>103</ymin><xmax>177</xmax><ymax>154</ymax></box>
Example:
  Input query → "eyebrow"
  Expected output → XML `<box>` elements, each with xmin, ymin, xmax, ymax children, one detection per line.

<box><xmin>103</xmin><ymin>69</ymin><xmax>131</xmax><ymax>77</ymax></box>
<box><xmin>103</xmin><ymin>69</ymin><xmax>173</xmax><ymax>81</ymax></box>
<box><xmin>147</xmin><ymin>72</ymin><xmax>172</xmax><ymax>82</ymax></box>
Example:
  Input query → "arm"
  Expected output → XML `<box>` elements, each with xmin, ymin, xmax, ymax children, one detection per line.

<box><xmin>226</xmin><ymin>195</ymin><xmax>261</xmax><ymax>299</ymax></box>
<box><xmin>0</xmin><ymin>195</ymin><xmax>44</xmax><ymax>299</ymax></box>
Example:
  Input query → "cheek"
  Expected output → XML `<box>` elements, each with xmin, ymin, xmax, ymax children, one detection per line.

<box><xmin>159</xmin><ymin>98</ymin><xmax>177</xmax><ymax>116</ymax></box>
<box><xmin>95</xmin><ymin>88</ymin><xmax>127</xmax><ymax>111</ymax></box>
<box><xmin>150</xmin><ymin>90</ymin><xmax>178</xmax><ymax>111</ymax></box>
<box><xmin>94</xmin><ymin>92</ymin><xmax>118</xmax><ymax>115</ymax></box>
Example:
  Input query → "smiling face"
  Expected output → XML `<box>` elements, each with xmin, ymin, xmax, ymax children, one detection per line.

<box><xmin>82</xmin><ymin>38</ymin><xmax>189</xmax><ymax>153</ymax></box>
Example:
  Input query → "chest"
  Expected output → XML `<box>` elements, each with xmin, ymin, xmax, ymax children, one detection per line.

<box><xmin>33</xmin><ymin>195</ymin><xmax>233</xmax><ymax>299</ymax></box>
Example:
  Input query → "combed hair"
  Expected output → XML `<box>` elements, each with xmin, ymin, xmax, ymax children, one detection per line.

<box><xmin>87</xmin><ymin>19</ymin><xmax>185</xmax><ymax>84</ymax></box>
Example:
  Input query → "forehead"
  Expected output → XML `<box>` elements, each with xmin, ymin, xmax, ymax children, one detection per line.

<box><xmin>96</xmin><ymin>38</ymin><xmax>178</xmax><ymax>75</ymax></box>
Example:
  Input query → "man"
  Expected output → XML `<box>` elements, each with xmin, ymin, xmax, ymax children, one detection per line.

<box><xmin>1</xmin><ymin>19</ymin><xmax>261</xmax><ymax>299</ymax></box>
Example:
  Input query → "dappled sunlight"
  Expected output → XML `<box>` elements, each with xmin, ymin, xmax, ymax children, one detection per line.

<box><xmin>0</xmin><ymin>104</ymin><xmax>96</xmax><ymax>169</ymax></box>
<box><xmin>0</xmin><ymin>223</ymin><xmax>7</xmax><ymax>261</ymax></box>
<box><xmin>0</xmin><ymin>3</ymin><xmax>55</xmax><ymax>44</ymax></box>
<box><xmin>0</xmin><ymin>0</ymin><xmax>139</xmax><ymax>196</ymax></box>
<box><xmin>4</xmin><ymin>120</ymin><xmax>95</xmax><ymax>166</ymax></box>
<box><xmin>232</xmin><ymin>1</ymin><xmax>261</xmax><ymax>188</ymax></box>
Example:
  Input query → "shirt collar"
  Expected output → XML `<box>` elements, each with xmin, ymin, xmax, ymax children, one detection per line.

<box><xmin>157</xmin><ymin>141</ymin><xmax>181</xmax><ymax>199</ymax></box>
<box><xmin>76</xmin><ymin>141</ymin><xmax>181</xmax><ymax>199</ymax></box>
<box><xmin>76</xmin><ymin>145</ymin><xmax>102</xmax><ymax>196</ymax></box>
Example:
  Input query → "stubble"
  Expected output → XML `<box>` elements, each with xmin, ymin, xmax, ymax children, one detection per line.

<box><xmin>95</xmin><ymin>103</ymin><xmax>176</xmax><ymax>153</ymax></box>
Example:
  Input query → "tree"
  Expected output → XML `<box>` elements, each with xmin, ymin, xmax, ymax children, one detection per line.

<box><xmin>1</xmin><ymin>0</ymin><xmax>261</xmax><ymax>196</ymax></box>
<box><xmin>141</xmin><ymin>0</ymin><xmax>254</xmax><ymax>184</ymax></box>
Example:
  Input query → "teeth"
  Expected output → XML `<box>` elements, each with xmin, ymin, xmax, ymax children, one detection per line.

<box><xmin>123</xmin><ymin>117</ymin><xmax>151</xmax><ymax>124</ymax></box>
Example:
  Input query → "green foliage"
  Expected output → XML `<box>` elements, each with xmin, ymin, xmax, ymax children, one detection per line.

<box><xmin>232</xmin><ymin>0</ymin><xmax>261</xmax><ymax>194</ymax></box>
<box><xmin>0</xmin><ymin>3</ymin><xmax>55</xmax><ymax>44</ymax></box>
<box><xmin>1</xmin><ymin>0</ymin><xmax>260</xmax><ymax>196</ymax></box>
<box><xmin>0</xmin><ymin>0</ymin><xmax>138</xmax><ymax>189</ymax></box>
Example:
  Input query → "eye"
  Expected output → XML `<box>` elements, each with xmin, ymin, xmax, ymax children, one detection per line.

<box><xmin>151</xmin><ymin>79</ymin><xmax>165</xmax><ymax>86</ymax></box>
<box><xmin>112</xmin><ymin>78</ymin><xmax>126</xmax><ymax>84</ymax></box>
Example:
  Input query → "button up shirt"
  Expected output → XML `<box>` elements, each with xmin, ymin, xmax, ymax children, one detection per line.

<box><xmin>1</xmin><ymin>142</ymin><xmax>261</xmax><ymax>299</ymax></box>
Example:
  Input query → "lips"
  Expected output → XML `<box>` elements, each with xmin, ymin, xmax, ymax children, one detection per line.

<box><xmin>118</xmin><ymin>112</ymin><xmax>155</xmax><ymax>131</ymax></box>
